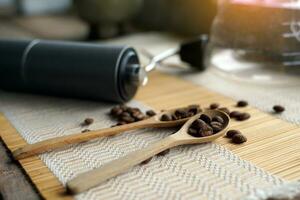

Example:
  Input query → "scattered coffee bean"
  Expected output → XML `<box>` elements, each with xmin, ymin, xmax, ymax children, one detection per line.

<box><xmin>200</xmin><ymin>114</ymin><xmax>211</xmax><ymax>124</ymax></box>
<box><xmin>146</xmin><ymin>110</ymin><xmax>156</xmax><ymax>117</ymax></box>
<box><xmin>83</xmin><ymin>118</ymin><xmax>94</xmax><ymax>126</ymax></box>
<box><xmin>212</xmin><ymin>116</ymin><xmax>224</xmax><ymax>124</ymax></box>
<box><xmin>210</xmin><ymin>103</ymin><xmax>220</xmax><ymax>109</ymax></box>
<box><xmin>81</xmin><ymin>129</ymin><xmax>91</xmax><ymax>133</ymax></box>
<box><xmin>226</xmin><ymin>130</ymin><xmax>241</xmax><ymax>138</ymax></box>
<box><xmin>273</xmin><ymin>105</ymin><xmax>285</xmax><ymax>113</ymax></box>
<box><xmin>236</xmin><ymin>112</ymin><xmax>251</xmax><ymax>121</ymax></box>
<box><xmin>161</xmin><ymin>114</ymin><xmax>172</xmax><ymax>121</ymax></box>
<box><xmin>140</xmin><ymin>157</ymin><xmax>152</xmax><ymax>165</ymax></box>
<box><xmin>157</xmin><ymin>149</ymin><xmax>170</xmax><ymax>157</ymax></box>
<box><xmin>218</xmin><ymin>107</ymin><xmax>230</xmax><ymax>115</ymax></box>
<box><xmin>229</xmin><ymin>111</ymin><xmax>241</xmax><ymax>118</ymax></box>
<box><xmin>237</xmin><ymin>100</ymin><xmax>248</xmax><ymax>107</ymax></box>
<box><xmin>232</xmin><ymin>134</ymin><xmax>247</xmax><ymax>144</ymax></box>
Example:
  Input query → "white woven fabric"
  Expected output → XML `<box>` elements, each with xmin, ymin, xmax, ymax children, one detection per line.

<box><xmin>0</xmin><ymin>92</ymin><xmax>286</xmax><ymax>200</ymax></box>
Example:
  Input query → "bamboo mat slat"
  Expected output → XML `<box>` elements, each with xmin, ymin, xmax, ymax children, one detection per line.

<box><xmin>0</xmin><ymin>71</ymin><xmax>299</xmax><ymax>199</ymax></box>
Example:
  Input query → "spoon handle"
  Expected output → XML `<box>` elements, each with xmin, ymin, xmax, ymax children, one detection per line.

<box><xmin>13</xmin><ymin>119</ymin><xmax>155</xmax><ymax>160</ymax></box>
<box><xmin>67</xmin><ymin>136</ymin><xmax>178</xmax><ymax>194</ymax></box>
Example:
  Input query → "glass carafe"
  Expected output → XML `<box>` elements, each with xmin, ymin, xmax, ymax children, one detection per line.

<box><xmin>205</xmin><ymin>0</ymin><xmax>300</xmax><ymax>85</ymax></box>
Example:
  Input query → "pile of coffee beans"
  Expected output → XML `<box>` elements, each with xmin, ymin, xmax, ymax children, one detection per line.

<box><xmin>160</xmin><ymin>104</ymin><xmax>202</xmax><ymax>122</ymax></box>
<box><xmin>226</xmin><ymin>130</ymin><xmax>247</xmax><ymax>144</ymax></box>
<box><xmin>188</xmin><ymin>114</ymin><xmax>225</xmax><ymax>137</ymax></box>
<box><xmin>109</xmin><ymin>105</ymin><xmax>158</xmax><ymax>127</ymax></box>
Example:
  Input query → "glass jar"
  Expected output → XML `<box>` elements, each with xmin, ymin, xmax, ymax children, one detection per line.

<box><xmin>205</xmin><ymin>0</ymin><xmax>300</xmax><ymax>85</ymax></box>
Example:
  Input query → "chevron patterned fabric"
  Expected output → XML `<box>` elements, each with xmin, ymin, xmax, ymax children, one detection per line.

<box><xmin>0</xmin><ymin>92</ymin><xmax>286</xmax><ymax>200</ymax></box>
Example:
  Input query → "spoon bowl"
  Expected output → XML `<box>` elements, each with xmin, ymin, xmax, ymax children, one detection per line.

<box><xmin>174</xmin><ymin>109</ymin><xmax>230</xmax><ymax>145</ymax></box>
<box><xmin>66</xmin><ymin>110</ymin><xmax>230</xmax><ymax>194</ymax></box>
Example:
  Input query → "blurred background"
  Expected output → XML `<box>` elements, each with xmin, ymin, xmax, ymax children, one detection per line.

<box><xmin>0</xmin><ymin>0</ymin><xmax>217</xmax><ymax>41</ymax></box>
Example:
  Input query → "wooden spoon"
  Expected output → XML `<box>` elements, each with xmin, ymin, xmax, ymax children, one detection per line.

<box><xmin>13</xmin><ymin>107</ymin><xmax>197</xmax><ymax>160</ymax></box>
<box><xmin>66</xmin><ymin>110</ymin><xmax>230</xmax><ymax>194</ymax></box>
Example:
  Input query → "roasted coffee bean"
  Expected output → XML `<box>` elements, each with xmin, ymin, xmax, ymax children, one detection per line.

<box><xmin>273</xmin><ymin>105</ymin><xmax>285</xmax><ymax>113</ymax></box>
<box><xmin>210</xmin><ymin>103</ymin><xmax>220</xmax><ymax>109</ymax></box>
<box><xmin>83</xmin><ymin>118</ymin><xmax>94</xmax><ymax>126</ymax></box>
<box><xmin>188</xmin><ymin>127</ymin><xmax>199</xmax><ymax>137</ymax></box>
<box><xmin>127</xmin><ymin>107</ymin><xmax>141</xmax><ymax>115</ymax></box>
<box><xmin>131</xmin><ymin>112</ymin><xmax>145</xmax><ymax>121</ymax></box>
<box><xmin>146</xmin><ymin>110</ymin><xmax>156</xmax><ymax>117</ymax></box>
<box><xmin>135</xmin><ymin>114</ymin><xmax>146</xmax><ymax>121</ymax></box>
<box><xmin>121</xmin><ymin>116</ymin><xmax>135</xmax><ymax>123</ymax></box>
<box><xmin>140</xmin><ymin>157</ymin><xmax>152</xmax><ymax>165</ymax></box>
<box><xmin>211</xmin><ymin>121</ymin><xmax>222</xmax><ymax>127</ymax></box>
<box><xmin>226</xmin><ymin>130</ymin><xmax>241</xmax><ymax>138</ymax></box>
<box><xmin>199</xmin><ymin>127</ymin><xmax>213</xmax><ymax>137</ymax></box>
<box><xmin>81</xmin><ymin>129</ymin><xmax>91</xmax><ymax>133</ymax></box>
<box><xmin>172</xmin><ymin>114</ymin><xmax>179</xmax><ymax>120</ymax></box>
<box><xmin>236</xmin><ymin>112</ymin><xmax>251</xmax><ymax>121</ymax></box>
<box><xmin>191</xmin><ymin>119</ymin><xmax>207</xmax><ymax>129</ymax></box>
<box><xmin>211</xmin><ymin>124</ymin><xmax>222</xmax><ymax>133</ymax></box>
<box><xmin>212</xmin><ymin>116</ymin><xmax>224</xmax><ymax>124</ymax></box>
<box><xmin>232</xmin><ymin>134</ymin><xmax>247</xmax><ymax>144</ymax></box>
<box><xmin>237</xmin><ymin>100</ymin><xmax>248</xmax><ymax>107</ymax></box>
<box><xmin>199</xmin><ymin>114</ymin><xmax>211</xmax><ymax>124</ymax></box>
<box><xmin>210</xmin><ymin>122</ymin><xmax>223</xmax><ymax>133</ymax></box>
<box><xmin>229</xmin><ymin>111</ymin><xmax>241</xmax><ymax>118</ymax></box>
<box><xmin>161</xmin><ymin>114</ymin><xmax>172</xmax><ymax>121</ymax></box>
<box><xmin>175</xmin><ymin>109</ymin><xmax>188</xmax><ymax>119</ymax></box>
<box><xmin>188</xmin><ymin>104</ymin><xmax>201</xmax><ymax>114</ymax></box>
<box><xmin>121</xmin><ymin>112</ymin><xmax>131</xmax><ymax>118</ymax></box>
<box><xmin>119</xmin><ymin>104</ymin><xmax>128</xmax><ymax>111</ymax></box>
<box><xmin>110</xmin><ymin>106</ymin><xmax>123</xmax><ymax>116</ymax></box>
<box><xmin>218</xmin><ymin>107</ymin><xmax>230</xmax><ymax>115</ymax></box>
<box><xmin>157</xmin><ymin>149</ymin><xmax>170</xmax><ymax>157</ymax></box>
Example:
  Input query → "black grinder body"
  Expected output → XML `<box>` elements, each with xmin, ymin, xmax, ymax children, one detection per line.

<box><xmin>0</xmin><ymin>39</ymin><xmax>140</xmax><ymax>103</ymax></box>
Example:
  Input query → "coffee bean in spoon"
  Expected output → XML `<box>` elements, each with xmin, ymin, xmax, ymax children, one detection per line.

<box><xmin>199</xmin><ymin>114</ymin><xmax>211</xmax><ymax>124</ymax></box>
<box><xmin>212</xmin><ymin>116</ymin><xmax>224</xmax><ymax>124</ymax></box>
<box><xmin>210</xmin><ymin>122</ymin><xmax>223</xmax><ymax>133</ymax></box>
<box><xmin>161</xmin><ymin>114</ymin><xmax>172</xmax><ymax>121</ymax></box>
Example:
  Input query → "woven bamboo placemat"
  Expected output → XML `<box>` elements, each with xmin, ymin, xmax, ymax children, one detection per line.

<box><xmin>0</xmin><ymin>71</ymin><xmax>299</xmax><ymax>199</ymax></box>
